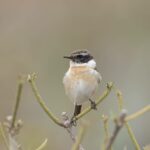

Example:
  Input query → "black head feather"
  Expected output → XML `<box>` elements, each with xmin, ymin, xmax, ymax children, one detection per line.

<box><xmin>64</xmin><ymin>49</ymin><xmax>93</xmax><ymax>63</ymax></box>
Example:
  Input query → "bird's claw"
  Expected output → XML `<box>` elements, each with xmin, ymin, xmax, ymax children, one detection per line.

<box><xmin>89</xmin><ymin>99</ymin><xmax>97</xmax><ymax>110</ymax></box>
<box><xmin>70</xmin><ymin>116</ymin><xmax>77</xmax><ymax>126</ymax></box>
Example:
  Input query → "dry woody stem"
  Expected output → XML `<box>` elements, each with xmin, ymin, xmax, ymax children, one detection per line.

<box><xmin>74</xmin><ymin>82</ymin><xmax>113</xmax><ymax>121</ymax></box>
<box><xmin>116</xmin><ymin>90</ymin><xmax>141</xmax><ymax>150</ymax></box>
<box><xmin>35</xmin><ymin>139</ymin><xmax>48</xmax><ymax>150</ymax></box>
<box><xmin>106</xmin><ymin>110</ymin><xmax>127</xmax><ymax>150</ymax></box>
<box><xmin>28</xmin><ymin>74</ymin><xmax>113</xmax><ymax>128</ymax></box>
<box><xmin>71</xmin><ymin>125</ymin><xmax>86</xmax><ymax>150</ymax></box>
<box><xmin>1</xmin><ymin>77</ymin><xmax>25</xmax><ymax>150</ymax></box>
<box><xmin>28</xmin><ymin>74</ymin><xmax>66</xmax><ymax>128</ymax></box>
<box><xmin>1</xmin><ymin>73</ymin><xmax>149</xmax><ymax>150</ymax></box>
<box><xmin>102</xmin><ymin>115</ymin><xmax>112</xmax><ymax>150</ymax></box>
<box><xmin>126</xmin><ymin>105</ymin><xmax>150</xmax><ymax>121</ymax></box>
<box><xmin>11</xmin><ymin>78</ymin><xmax>24</xmax><ymax>129</ymax></box>
<box><xmin>0</xmin><ymin>123</ymin><xmax>9</xmax><ymax>150</ymax></box>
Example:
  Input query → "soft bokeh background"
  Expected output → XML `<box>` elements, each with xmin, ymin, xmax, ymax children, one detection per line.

<box><xmin>0</xmin><ymin>0</ymin><xmax>150</xmax><ymax>149</ymax></box>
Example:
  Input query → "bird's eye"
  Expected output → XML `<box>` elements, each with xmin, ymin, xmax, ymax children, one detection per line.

<box><xmin>77</xmin><ymin>55</ymin><xmax>83</xmax><ymax>59</ymax></box>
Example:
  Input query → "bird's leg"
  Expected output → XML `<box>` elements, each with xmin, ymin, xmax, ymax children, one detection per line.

<box><xmin>70</xmin><ymin>105</ymin><xmax>82</xmax><ymax>126</ymax></box>
<box><xmin>70</xmin><ymin>116</ymin><xmax>77</xmax><ymax>126</ymax></box>
<box><xmin>89</xmin><ymin>99</ymin><xmax>97</xmax><ymax>110</ymax></box>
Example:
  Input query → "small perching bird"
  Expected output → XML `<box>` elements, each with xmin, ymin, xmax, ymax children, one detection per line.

<box><xmin>63</xmin><ymin>49</ymin><xmax>102</xmax><ymax>122</ymax></box>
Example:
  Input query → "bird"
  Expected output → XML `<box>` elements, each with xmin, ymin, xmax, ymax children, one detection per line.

<box><xmin>63</xmin><ymin>49</ymin><xmax>102</xmax><ymax>122</ymax></box>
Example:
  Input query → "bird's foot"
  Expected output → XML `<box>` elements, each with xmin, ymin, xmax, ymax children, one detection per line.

<box><xmin>70</xmin><ymin>116</ymin><xmax>77</xmax><ymax>126</ymax></box>
<box><xmin>89</xmin><ymin>99</ymin><xmax>97</xmax><ymax>110</ymax></box>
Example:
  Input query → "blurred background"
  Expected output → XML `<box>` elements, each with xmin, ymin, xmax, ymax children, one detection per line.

<box><xmin>0</xmin><ymin>0</ymin><xmax>150</xmax><ymax>149</ymax></box>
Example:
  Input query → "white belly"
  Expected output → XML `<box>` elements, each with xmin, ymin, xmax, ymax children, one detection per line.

<box><xmin>63</xmin><ymin>67</ymin><xmax>101</xmax><ymax>105</ymax></box>
<box><xmin>70</xmin><ymin>79</ymin><xmax>98</xmax><ymax>104</ymax></box>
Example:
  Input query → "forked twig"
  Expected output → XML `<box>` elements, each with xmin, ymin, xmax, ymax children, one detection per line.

<box><xmin>106</xmin><ymin>110</ymin><xmax>127</xmax><ymax>150</ymax></box>
<box><xmin>61</xmin><ymin>112</ymin><xmax>85</xmax><ymax>150</ymax></box>
<box><xmin>116</xmin><ymin>90</ymin><xmax>141</xmax><ymax>150</ymax></box>
<box><xmin>75</xmin><ymin>83</ymin><xmax>113</xmax><ymax>122</ymax></box>
<box><xmin>27</xmin><ymin>73</ymin><xmax>113</xmax><ymax>128</ymax></box>
<box><xmin>71</xmin><ymin>124</ymin><xmax>86</xmax><ymax>150</ymax></box>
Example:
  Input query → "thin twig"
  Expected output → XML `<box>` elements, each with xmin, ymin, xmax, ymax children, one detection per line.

<box><xmin>106</xmin><ymin>110</ymin><xmax>127</xmax><ymax>150</ymax></box>
<box><xmin>61</xmin><ymin>112</ymin><xmax>76</xmax><ymax>142</ymax></box>
<box><xmin>27</xmin><ymin>73</ymin><xmax>113</xmax><ymax>128</ymax></box>
<box><xmin>124</xmin><ymin>122</ymin><xmax>140</xmax><ymax>150</ymax></box>
<box><xmin>102</xmin><ymin>115</ymin><xmax>109</xmax><ymax>140</ymax></box>
<box><xmin>0</xmin><ymin>122</ymin><xmax>9</xmax><ymax>150</ymax></box>
<box><xmin>75</xmin><ymin>82</ymin><xmax>113</xmax><ymax>121</ymax></box>
<box><xmin>102</xmin><ymin>115</ymin><xmax>112</xmax><ymax>150</ymax></box>
<box><xmin>61</xmin><ymin>112</ymin><xmax>85</xmax><ymax>150</ymax></box>
<box><xmin>116</xmin><ymin>90</ymin><xmax>141</xmax><ymax>150</ymax></box>
<box><xmin>3</xmin><ymin>76</ymin><xmax>24</xmax><ymax>150</ymax></box>
<box><xmin>35</xmin><ymin>139</ymin><xmax>48</xmax><ymax>150</ymax></box>
<box><xmin>143</xmin><ymin>145</ymin><xmax>150</xmax><ymax>150</ymax></box>
<box><xmin>71</xmin><ymin>125</ymin><xmax>86</xmax><ymax>150</ymax></box>
<box><xmin>126</xmin><ymin>105</ymin><xmax>150</xmax><ymax>121</ymax></box>
<box><xmin>11</xmin><ymin>77</ymin><xmax>24</xmax><ymax>129</ymax></box>
<box><xmin>27</xmin><ymin>74</ymin><xmax>66</xmax><ymax>128</ymax></box>
<box><xmin>4</xmin><ymin>116</ymin><xmax>23</xmax><ymax>150</ymax></box>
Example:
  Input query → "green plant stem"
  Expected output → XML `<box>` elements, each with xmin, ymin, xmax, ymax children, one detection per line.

<box><xmin>116</xmin><ymin>90</ymin><xmax>141</xmax><ymax>150</ymax></box>
<box><xmin>125</xmin><ymin>122</ymin><xmax>140</xmax><ymax>149</ymax></box>
<box><xmin>102</xmin><ymin>115</ymin><xmax>112</xmax><ymax>150</ymax></box>
<box><xmin>11</xmin><ymin>79</ymin><xmax>24</xmax><ymax>129</ymax></box>
<box><xmin>35</xmin><ymin>138</ymin><xmax>48</xmax><ymax>150</ymax></box>
<box><xmin>103</xmin><ymin>116</ymin><xmax>109</xmax><ymax>141</ymax></box>
<box><xmin>0</xmin><ymin>123</ymin><xmax>9</xmax><ymax>150</ymax></box>
<box><xmin>126</xmin><ymin>105</ymin><xmax>150</xmax><ymax>121</ymax></box>
<box><xmin>28</xmin><ymin>75</ymin><xmax>66</xmax><ymax>128</ymax></box>
<box><xmin>75</xmin><ymin>82</ymin><xmax>113</xmax><ymax>121</ymax></box>
<box><xmin>28</xmin><ymin>74</ymin><xmax>113</xmax><ymax>128</ymax></box>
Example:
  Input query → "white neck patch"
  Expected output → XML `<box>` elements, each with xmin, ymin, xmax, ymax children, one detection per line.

<box><xmin>70</xmin><ymin>59</ymin><xmax>96</xmax><ymax>69</ymax></box>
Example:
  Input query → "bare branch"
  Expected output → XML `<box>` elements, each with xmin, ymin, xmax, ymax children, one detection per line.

<box><xmin>71</xmin><ymin>124</ymin><xmax>86</xmax><ymax>150</ymax></box>
<box><xmin>116</xmin><ymin>90</ymin><xmax>141</xmax><ymax>150</ymax></box>
<box><xmin>143</xmin><ymin>145</ymin><xmax>150</xmax><ymax>150</ymax></box>
<box><xmin>0</xmin><ymin>122</ymin><xmax>9</xmax><ymax>150</ymax></box>
<box><xmin>61</xmin><ymin>112</ymin><xmax>85</xmax><ymax>150</ymax></box>
<box><xmin>11</xmin><ymin>76</ymin><xmax>24</xmax><ymax>129</ymax></box>
<box><xmin>126</xmin><ymin>105</ymin><xmax>150</xmax><ymax>121</ymax></box>
<box><xmin>106</xmin><ymin>110</ymin><xmax>127</xmax><ymax>150</ymax></box>
<box><xmin>27</xmin><ymin>74</ymin><xmax>66</xmax><ymax>128</ymax></box>
<box><xmin>73</xmin><ymin>82</ymin><xmax>113</xmax><ymax>122</ymax></box>
<box><xmin>102</xmin><ymin>115</ymin><xmax>112</xmax><ymax>150</ymax></box>
<box><xmin>61</xmin><ymin>112</ymin><xmax>76</xmax><ymax>142</ymax></box>
<box><xmin>28</xmin><ymin>73</ymin><xmax>113</xmax><ymax>128</ymax></box>
<box><xmin>35</xmin><ymin>138</ymin><xmax>48</xmax><ymax>150</ymax></box>
<box><xmin>4</xmin><ymin>116</ymin><xmax>23</xmax><ymax>150</ymax></box>
<box><xmin>1</xmin><ymin>76</ymin><xmax>25</xmax><ymax>150</ymax></box>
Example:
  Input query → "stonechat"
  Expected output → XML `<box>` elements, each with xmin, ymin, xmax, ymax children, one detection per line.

<box><xmin>63</xmin><ymin>49</ymin><xmax>102</xmax><ymax>120</ymax></box>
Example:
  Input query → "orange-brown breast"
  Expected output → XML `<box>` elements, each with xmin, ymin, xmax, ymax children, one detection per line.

<box><xmin>63</xmin><ymin>65</ymin><xmax>101</xmax><ymax>104</ymax></box>
<box><xmin>71</xmin><ymin>66</ymin><xmax>97</xmax><ymax>81</ymax></box>
<box><xmin>64</xmin><ymin>66</ymin><xmax>98</xmax><ymax>94</ymax></box>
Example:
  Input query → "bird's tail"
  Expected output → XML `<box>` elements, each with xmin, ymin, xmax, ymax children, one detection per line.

<box><xmin>74</xmin><ymin>105</ymin><xmax>82</xmax><ymax>116</ymax></box>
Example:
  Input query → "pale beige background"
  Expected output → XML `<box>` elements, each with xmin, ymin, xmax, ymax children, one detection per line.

<box><xmin>0</xmin><ymin>0</ymin><xmax>150</xmax><ymax>149</ymax></box>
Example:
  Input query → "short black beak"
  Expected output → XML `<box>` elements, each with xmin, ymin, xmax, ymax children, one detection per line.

<box><xmin>63</xmin><ymin>56</ymin><xmax>72</xmax><ymax>59</ymax></box>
